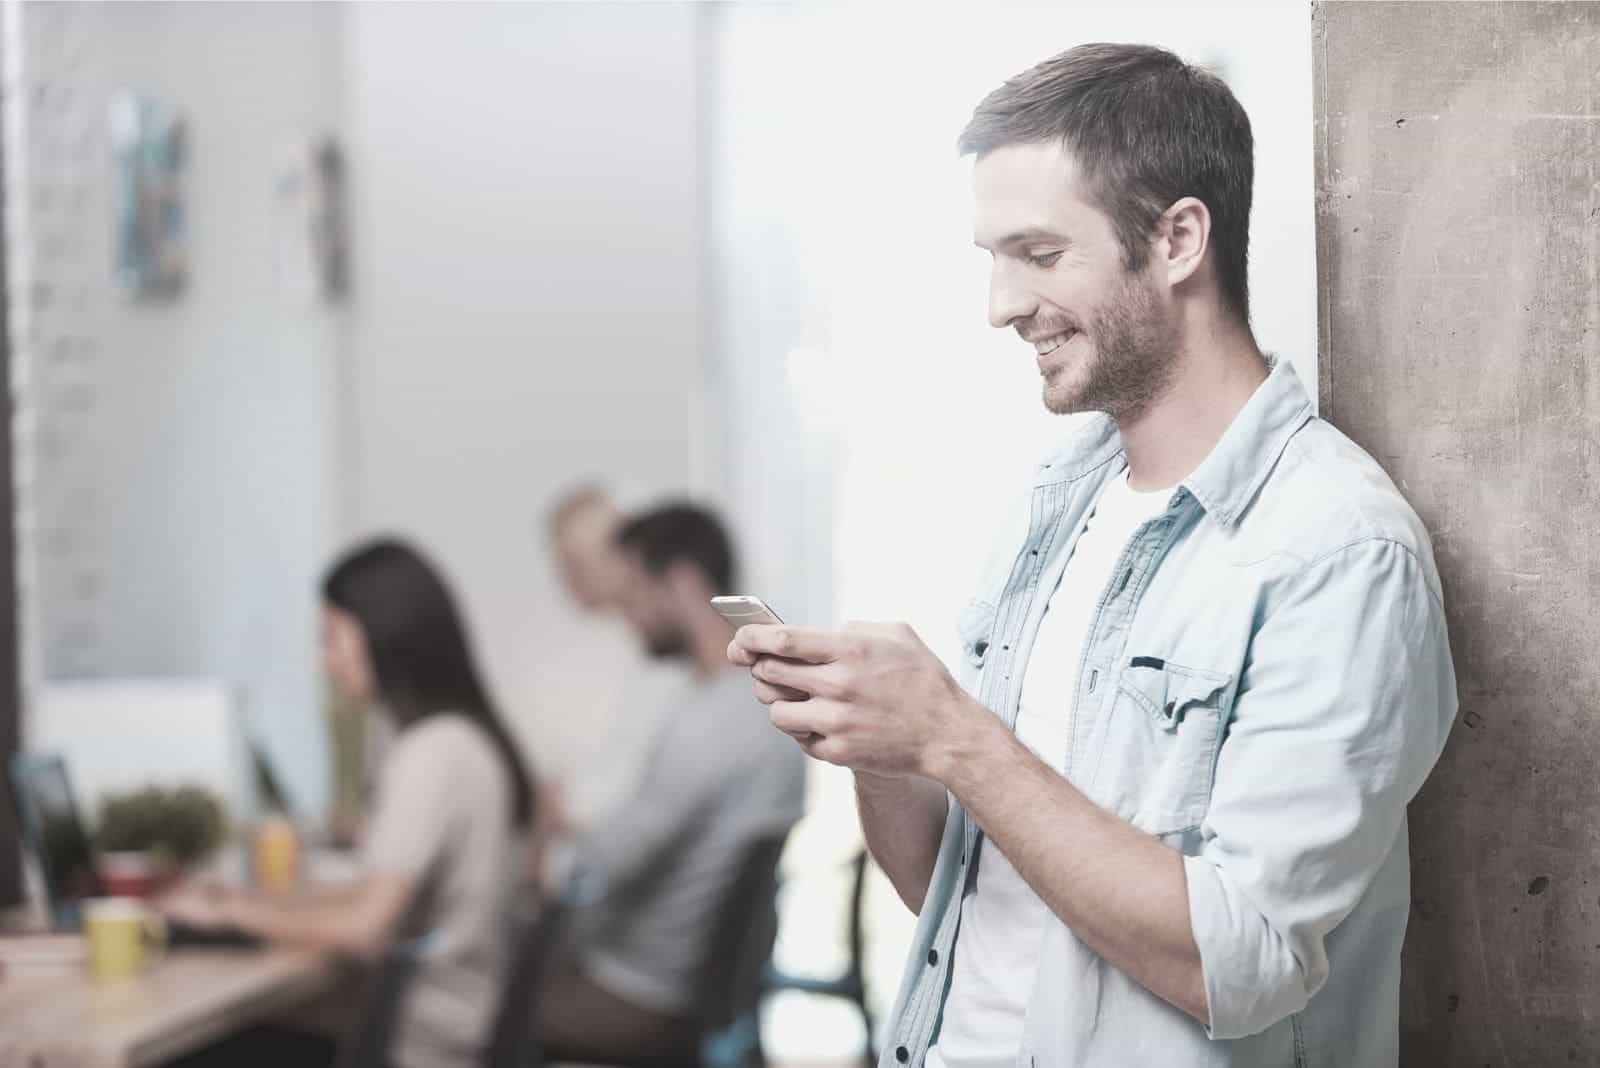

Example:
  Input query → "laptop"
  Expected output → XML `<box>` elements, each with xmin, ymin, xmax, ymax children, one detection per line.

<box><xmin>8</xmin><ymin>752</ymin><xmax>100</xmax><ymax>930</ymax></box>
<box><xmin>8</xmin><ymin>753</ymin><xmax>261</xmax><ymax>947</ymax></box>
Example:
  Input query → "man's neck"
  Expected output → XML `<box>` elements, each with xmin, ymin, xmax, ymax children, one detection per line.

<box><xmin>1117</xmin><ymin>312</ymin><xmax>1268</xmax><ymax>492</ymax></box>
<box><xmin>688</xmin><ymin>618</ymin><xmax>739</xmax><ymax>680</ymax></box>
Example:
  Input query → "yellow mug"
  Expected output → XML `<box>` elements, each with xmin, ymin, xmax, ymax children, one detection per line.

<box><xmin>83</xmin><ymin>897</ymin><xmax>164</xmax><ymax>981</ymax></box>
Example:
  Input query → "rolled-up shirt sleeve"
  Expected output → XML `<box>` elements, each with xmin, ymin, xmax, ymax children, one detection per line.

<box><xmin>1185</xmin><ymin>537</ymin><xmax>1457</xmax><ymax>1039</ymax></box>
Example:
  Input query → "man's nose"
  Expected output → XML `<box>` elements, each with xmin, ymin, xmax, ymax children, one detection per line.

<box><xmin>988</xmin><ymin>260</ymin><xmax>1038</xmax><ymax>330</ymax></box>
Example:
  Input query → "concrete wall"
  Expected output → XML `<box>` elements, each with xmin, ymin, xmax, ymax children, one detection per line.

<box><xmin>1314</xmin><ymin>3</ymin><xmax>1600</xmax><ymax>1062</ymax></box>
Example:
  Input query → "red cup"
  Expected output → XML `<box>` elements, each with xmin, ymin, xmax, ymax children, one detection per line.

<box><xmin>98</xmin><ymin>852</ymin><xmax>177</xmax><ymax>899</ymax></box>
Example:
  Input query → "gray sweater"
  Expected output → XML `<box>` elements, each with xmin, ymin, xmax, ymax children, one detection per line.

<box><xmin>574</xmin><ymin>667</ymin><xmax>808</xmax><ymax>1016</ymax></box>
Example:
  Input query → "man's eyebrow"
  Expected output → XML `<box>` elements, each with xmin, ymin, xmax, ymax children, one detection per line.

<box><xmin>973</xmin><ymin>226</ymin><xmax>1070</xmax><ymax>251</ymax></box>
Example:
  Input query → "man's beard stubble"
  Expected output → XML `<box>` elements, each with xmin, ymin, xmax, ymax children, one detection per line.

<box><xmin>1042</xmin><ymin>272</ymin><xmax>1178</xmax><ymax>421</ymax></box>
<box><xmin>644</xmin><ymin>626</ymin><xmax>691</xmax><ymax>661</ymax></box>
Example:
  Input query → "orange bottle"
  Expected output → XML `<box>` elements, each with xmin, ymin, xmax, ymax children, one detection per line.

<box><xmin>252</xmin><ymin>814</ymin><xmax>300</xmax><ymax>893</ymax></box>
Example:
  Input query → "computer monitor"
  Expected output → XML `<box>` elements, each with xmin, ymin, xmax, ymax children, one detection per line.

<box><xmin>9</xmin><ymin>753</ymin><xmax>100</xmax><ymax>929</ymax></box>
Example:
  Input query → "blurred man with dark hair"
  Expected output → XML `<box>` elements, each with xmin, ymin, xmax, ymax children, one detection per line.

<box><xmin>732</xmin><ymin>43</ymin><xmax>1454</xmax><ymax>1068</ymax></box>
<box><xmin>536</xmin><ymin>501</ymin><xmax>806</xmax><ymax>1063</ymax></box>
<box><xmin>612</xmin><ymin>504</ymin><xmax>737</xmax><ymax>660</ymax></box>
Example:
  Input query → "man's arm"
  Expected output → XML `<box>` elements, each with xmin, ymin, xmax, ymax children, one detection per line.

<box><xmin>854</xmin><ymin>771</ymin><xmax>947</xmax><ymax>915</ymax></box>
<box><xmin>739</xmin><ymin>624</ymin><xmax>1208</xmax><ymax>1015</ymax></box>
<box><xmin>734</xmin><ymin>540</ymin><xmax>1455</xmax><ymax>1035</ymax></box>
<box><xmin>733</xmin><ymin>635</ymin><xmax>950</xmax><ymax>912</ymax></box>
<box><xmin>933</xmin><ymin>707</ymin><xmax>1208</xmax><ymax>1020</ymax></box>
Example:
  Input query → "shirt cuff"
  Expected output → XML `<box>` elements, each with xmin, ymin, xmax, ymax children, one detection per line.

<box><xmin>1183</xmin><ymin>852</ymin><xmax>1310</xmax><ymax>1040</ymax></box>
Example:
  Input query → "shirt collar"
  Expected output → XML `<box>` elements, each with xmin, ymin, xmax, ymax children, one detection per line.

<box><xmin>1033</xmin><ymin>358</ymin><xmax>1315</xmax><ymax>529</ymax></box>
<box><xmin>1177</xmin><ymin>358</ymin><xmax>1314</xmax><ymax>528</ymax></box>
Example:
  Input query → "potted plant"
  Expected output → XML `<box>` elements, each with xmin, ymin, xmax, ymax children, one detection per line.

<box><xmin>95</xmin><ymin>785</ymin><xmax>227</xmax><ymax>897</ymax></box>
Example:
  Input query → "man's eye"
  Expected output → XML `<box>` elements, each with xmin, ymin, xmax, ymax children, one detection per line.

<box><xmin>1027</xmin><ymin>251</ymin><xmax>1063</xmax><ymax>268</ymax></box>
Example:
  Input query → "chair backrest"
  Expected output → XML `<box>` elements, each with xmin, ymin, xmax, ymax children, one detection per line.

<box><xmin>483</xmin><ymin>891</ymin><xmax>570</xmax><ymax>1068</ymax></box>
<box><xmin>844</xmin><ymin>847</ymin><xmax>869</xmax><ymax>986</ymax></box>
<box><xmin>694</xmin><ymin>833</ymin><xmax>789</xmax><ymax>1035</ymax></box>
<box><xmin>336</xmin><ymin>934</ymin><xmax>431</xmax><ymax>1068</ymax></box>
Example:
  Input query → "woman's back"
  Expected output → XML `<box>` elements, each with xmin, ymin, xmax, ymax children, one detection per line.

<box><xmin>363</xmin><ymin>714</ymin><xmax>518</xmax><ymax>1068</ymax></box>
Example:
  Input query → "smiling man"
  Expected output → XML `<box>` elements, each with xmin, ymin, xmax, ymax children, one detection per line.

<box><xmin>731</xmin><ymin>43</ymin><xmax>1457</xmax><ymax>1068</ymax></box>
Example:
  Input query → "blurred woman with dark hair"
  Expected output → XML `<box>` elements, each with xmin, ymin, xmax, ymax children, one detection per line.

<box><xmin>162</xmin><ymin>537</ymin><xmax>534</xmax><ymax>1068</ymax></box>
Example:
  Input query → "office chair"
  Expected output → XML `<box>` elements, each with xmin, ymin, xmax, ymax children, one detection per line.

<box><xmin>760</xmin><ymin>847</ymin><xmax>874</xmax><ymax>1067</ymax></box>
<box><xmin>335</xmin><ymin>932</ymin><xmax>434</xmax><ymax>1068</ymax></box>
<box><xmin>696</xmin><ymin>834</ymin><xmax>789</xmax><ymax>1068</ymax></box>
<box><xmin>483</xmin><ymin>887</ymin><xmax>573</xmax><ymax>1068</ymax></box>
<box><xmin>512</xmin><ymin>834</ymin><xmax>789</xmax><ymax>1068</ymax></box>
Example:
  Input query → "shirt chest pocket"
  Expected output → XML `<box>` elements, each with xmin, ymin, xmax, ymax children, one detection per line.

<box><xmin>1108</xmin><ymin>659</ymin><xmax>1234</xmax><ymax>836</ymax></box>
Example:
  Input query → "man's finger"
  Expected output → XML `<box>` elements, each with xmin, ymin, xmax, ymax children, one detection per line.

<box><xmin>726</xmin><ymin>639</ymin><xmax>757</xmax><ymax>667</ymax></box>
<box><xmin>734</xmin><ymin>624</ymin><xmax>842</xmax><ymax>665</ymax></box>
<box><xmin>770</xmin><ymin>697</ymin><xmax>840</xmax><ymax>737</ymax></box>
<box><xmin>752</xmin><ymin>678</ymin><xmax>809</xmax><ymax>706</ymax></box>
<box><xmin>753</xmin><ymin>655</ymin><xmax>845</xmax><ymax>699</ymax></box>
<box><xmin>798</xmin><ymin>733</ymin><xmax>845</xmax><ymax>767</ymax></box>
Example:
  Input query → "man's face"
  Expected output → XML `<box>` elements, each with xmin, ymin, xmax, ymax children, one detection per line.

<box><xmin>614</xmin><ymin>554</ymin><xmax>691</xmax><ymax>660</ymax></box>
<box><xmin>972</xmin><ymin>141</ymin><xmax>1178</xmax><ymax>420</ymax></box>
<box><xmin>553</xmin><ymin>506</ymin><xmax>626</xmax><ymax>612</ymax></box>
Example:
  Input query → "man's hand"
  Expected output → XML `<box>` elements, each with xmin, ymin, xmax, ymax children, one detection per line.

<box><xmin>728</xmin><ymin>622</ymin><xmax>988</xmax><ymax>779</ymax></box>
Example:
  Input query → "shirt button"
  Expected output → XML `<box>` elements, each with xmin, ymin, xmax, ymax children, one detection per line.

<box><xmin>896</xmin><ymin>1046</ymin><xmax>910</xmax><ymax>1063</ymax></box>
<box><xmin>927</xmin><ymin>948</ymin><xmax>939</xmax><ymax>966</ymax></box>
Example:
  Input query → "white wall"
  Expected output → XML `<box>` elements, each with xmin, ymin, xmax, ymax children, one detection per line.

<box><xmin>338</xmin><ymin>2</ymin><xmax>708</xmax><ymax>812</ymax></box>
<box><xmin>9</xmin><ymin>1</ymin><xmax>345</xmax><ymax>815</ymax></box>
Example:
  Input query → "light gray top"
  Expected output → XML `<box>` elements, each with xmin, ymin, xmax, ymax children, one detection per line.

<box><xmin>576</xmin><ymin>667</ymin><xmax>807</xmax><ymax>1016</ymax></box>
<box><xmin>364</xmin><ymin>716</ymin><xmax>518</xmax><ymax>1068</ymax></box>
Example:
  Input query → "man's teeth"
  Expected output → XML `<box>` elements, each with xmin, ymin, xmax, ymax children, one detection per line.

<box><xmin>1033</xmin><ymin>333</ymin><xmax>1072</xmax><ymax>356</ymax></box>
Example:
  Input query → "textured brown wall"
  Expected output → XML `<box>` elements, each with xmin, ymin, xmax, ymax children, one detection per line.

<box><xmin>1314</xmin><ymin>3</ymin><xmax>1600</xmax><ymax>1064</ymax></box>
<box><xmin>0</xmin><ymin>96</ymin><xmax>20</xmax><ymax>907</ymax></box>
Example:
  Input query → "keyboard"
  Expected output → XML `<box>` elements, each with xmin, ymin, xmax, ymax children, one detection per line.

<box><xmin>164</xmin><ymin>920</ymin><xmax>264</xmax><ymax>949</ymax></box>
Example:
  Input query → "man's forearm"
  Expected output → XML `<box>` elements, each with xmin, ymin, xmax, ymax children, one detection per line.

<box><xmin>933</xmin><ymin>711</ymin><xmax>1209</xmax><ymax>1024</ymax></box>
<box><xmin>855</xmin><ymin>771</ymin><xmax>948</xmax><ymax>914</ymax></box>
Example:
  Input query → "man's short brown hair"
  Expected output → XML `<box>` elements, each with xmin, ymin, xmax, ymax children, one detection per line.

<box><xmin>959</xmin><ymin>43</ymin><xmax>1254</xmax><ymax>323</ymax></box>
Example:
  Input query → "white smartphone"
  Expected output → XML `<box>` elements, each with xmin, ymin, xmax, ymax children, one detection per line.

<box><xmin>710</xmin><ymin>595</ymin><xmax>785</xmax><ymax>628</ymax></box>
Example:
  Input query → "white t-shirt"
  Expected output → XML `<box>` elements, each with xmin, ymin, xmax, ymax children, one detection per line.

<box><xmin>928</xmin><ymin>471</ymin><xmax>1172</xmax><ymax>1068</ymax></box>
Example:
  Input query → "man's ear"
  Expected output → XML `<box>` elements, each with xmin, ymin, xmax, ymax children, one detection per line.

<box><xmin>1160</xmin><ymin>196</ymin><xmax>1211</xmax><ymax>291</ymax></box>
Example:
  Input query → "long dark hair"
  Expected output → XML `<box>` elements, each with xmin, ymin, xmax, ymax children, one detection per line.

<box><xmin>322</xmin><ymin>538</ymin><xmax>534</xmax><ymax>827</ymax></box>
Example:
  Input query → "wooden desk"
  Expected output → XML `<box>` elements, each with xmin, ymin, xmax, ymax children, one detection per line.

<box><xmin>0</xmin><ymin>945</ymin><xmax>341</xmax><ymax>1068</ymax></box>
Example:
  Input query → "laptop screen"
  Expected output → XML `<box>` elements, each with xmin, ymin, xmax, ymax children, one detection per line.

<box><xmin>11</xmin><ymin>754</ymin><xmax>99</xmax><ymax>928</ymax></box>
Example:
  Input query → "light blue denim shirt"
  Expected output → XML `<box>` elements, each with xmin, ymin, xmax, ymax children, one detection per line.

<box><xmin>880</xmin><ymin>361</ymin><xmax>1457</xmax><ymax>1068</ymax></box>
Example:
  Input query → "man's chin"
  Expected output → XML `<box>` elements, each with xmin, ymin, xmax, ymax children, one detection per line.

<box><xmin>645</xmin><ymin>639</ymin><xmax>686</xmax><ymax>660</ymax></box>
<box><xmin>1042</xmin><ymin>379</ymin><xmax>1093</xmax><ymax>416</ymax></box>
